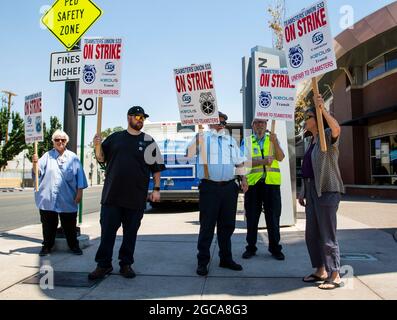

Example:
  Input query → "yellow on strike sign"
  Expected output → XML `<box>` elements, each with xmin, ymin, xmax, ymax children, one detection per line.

<box><xmin>42</xmin><ymin>0</ymin><xmax>103</xmax><ymax>50</ymax></box>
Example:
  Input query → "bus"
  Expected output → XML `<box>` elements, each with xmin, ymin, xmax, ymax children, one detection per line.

<box><xmin>145</xmin><ymin>122</ymin><xmax>199</xmax><ymax>206</ymax></box>
<box><xmin>145</xmin><ymin>121</ymin><xmax>243</xmax><ymax>207</ymax></box>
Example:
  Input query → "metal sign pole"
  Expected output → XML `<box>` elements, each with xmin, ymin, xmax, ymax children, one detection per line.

<box><xmin>78</xmin><ymin>115</ymin><xmax>85</xmax><ymax>224</ymax></box>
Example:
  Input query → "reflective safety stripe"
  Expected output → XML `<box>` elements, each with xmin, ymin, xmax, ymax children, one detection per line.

<box><xmin>245</xmin><ymin>134</ymin><xmax>281</xmax><ymax>186</ymax></box>
<box><xmin>249</xmin><ymin>167</ymin><xmax>280</xmax><ymax>174</ymax></box>
<box><xmin>251</xmin><ymin>156</ymin><xmax>273</xmax><ymax>161</ymax></box>
<box><xmin>266</xmin><ymin>168</ymin><xmax>281</xmax><ymax>173</ymax></box>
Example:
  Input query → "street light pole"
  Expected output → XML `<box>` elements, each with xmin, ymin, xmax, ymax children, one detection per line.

<box><xmin>22</xmin><ymin>151</ymin><xmax>26</xmax><ymax>189</ymax></box>
<box><xmin>78</xmin><ymin>115</ymin><xmax>85</xmax><ymax>224</ymax></box>
<box><xmin>1</xmin><ymin>91</ymin><xmax>17</xmax><ymax>144</ymax></box>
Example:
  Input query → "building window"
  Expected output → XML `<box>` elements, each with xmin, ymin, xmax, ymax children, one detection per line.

<box><xmin>367</xmin><ymin>56</ymin><xmax>385</xmax><ymax>81</ymax></box>
<box><xmin>385</xmin><ymin>49</ymin><xmax>397</xmax><ymax>71</ymax></box>
<box><xmin>367</xmin><ymin>49</ymin><xmax>397</xmax><ymax>81</ymax></box>
<box><xmin>370</xmin><ymin>134</ymin><xmax>397</xmax><ymax>185</ymax></box>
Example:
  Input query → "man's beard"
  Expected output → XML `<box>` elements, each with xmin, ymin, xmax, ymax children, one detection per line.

<box><xmin>129</xmin><ymin>121</ymin><xmax>143</xmax><ymax>131</ymax></box>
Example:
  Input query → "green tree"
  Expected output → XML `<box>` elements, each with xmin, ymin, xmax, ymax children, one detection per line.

<box><xmin>100</xmin><ymin>126</ymin><xmax>124</xmax><ymax>140</ymax></box>
<box><xmin>0</xmin><ymin>110</ymin><xmax>27</xmax><ymax>170</ymax></box>
<box><xmin>295</xmin><ymin>94</ymin><xmax>309</xmax><ymax>136</ymax></box>
<box><xmin>0</xmin><ymin>105</ymin><xmax>10</xmax><ymax>143</ymax></box>
<box><xmin>27</xmin><ymin>116</ymin><xmax>62</xmax><ymax>159</ymax></box>
<box><xmin>90</xmin><ymin>126</ymin><xmax>125</xmax><ymax>171</ymax></box>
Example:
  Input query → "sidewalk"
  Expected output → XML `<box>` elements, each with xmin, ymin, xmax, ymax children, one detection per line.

<box><xmin>0</xmin><ymin>199</ymin><xmax>396</xmax><ymax>300</ymax></box>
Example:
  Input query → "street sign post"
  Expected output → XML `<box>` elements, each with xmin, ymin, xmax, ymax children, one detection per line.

<box><xmin>41</xmin><ymin>0</ymin><xmax>103</xmax><ymax>50</ymax></box>
<box><xmin>42</xmin><ymin>0</ymin><xmax>103</xmax><ymax>226</ymax></box>
<box><xmin>78</xmin><ymin>96</ymin><xmax>97</xmax><ymax>116</ymax></box>
<box><xmin>78</xmin><ymin>114</ymin><xmax>85</xmax><ymax>224</ymax></box>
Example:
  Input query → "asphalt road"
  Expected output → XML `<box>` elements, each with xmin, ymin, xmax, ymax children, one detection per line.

<box><xmin>0</xmin><ymin>186</ymin><xmax>103</xmax><ymax>232</ymax></box>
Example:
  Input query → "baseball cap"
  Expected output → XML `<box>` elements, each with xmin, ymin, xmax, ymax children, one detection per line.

<box><xmin>218</xmin><ymin>111</ymin><xmax>228</xmax><ymax>121</ymax></box>
<box><xmin>127</xmin><ymin>106</ymin><xmax>149</xmax><ymax>118</ymax></box>
<box><xmin>252</xmin><ymin>118</ymin><xmax>268</xmax><ymax>124</ymax></box>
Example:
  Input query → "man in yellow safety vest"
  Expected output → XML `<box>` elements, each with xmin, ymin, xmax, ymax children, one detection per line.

<box><xmin>241</xmin><ymin>118</ymin><xmax>285</xmax><ymax>261</ymax></box>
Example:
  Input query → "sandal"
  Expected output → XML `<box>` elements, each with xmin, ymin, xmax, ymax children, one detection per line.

<box><xmin>318</xmin><ymin>280</ymin><xmax>344</xmax><ymax>290</ymax></box>
<box><xmin>302</xmin><ymin>274</ymin><xmax>328</xmax><ymax>283</ymax></box>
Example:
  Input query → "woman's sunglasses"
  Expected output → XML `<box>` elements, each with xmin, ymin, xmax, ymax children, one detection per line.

<box><xmin>54</xmin><ymin>139</ymin><xmax>67</xmax><ymax>143</ymax></box>
<box><xmin>219</xmin><ymin>121</ymin><xmax>227</xmax><ymax>126</ymax></box>
<box><xmin>305</xmin><ymin>115</ymin><xmax>315</xmax><ymax>121</ymax></box>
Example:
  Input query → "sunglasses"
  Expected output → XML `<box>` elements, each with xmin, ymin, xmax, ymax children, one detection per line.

<box><xmin>54</xmin><ymin>139</ymin><xmax>67</xmax><ymax>143</ymax></box>
<box><xmin>131</xmin><ymin>115</ymin><xmax>146</xmax><ymax>121</ymax></box>
<box><xmin>305</xmin><ymin>115</ymin><xmax>315</xmax><ymax>121</ymax></box>
<box><xmin>219</xmin><ymin>121</ymin><xmax>227</xmax><ymax>126</ymax></box>
<box><xmin>134</xmin><ymin>116</ymin><xmax>146</xmax><ymax>121</ymax></box>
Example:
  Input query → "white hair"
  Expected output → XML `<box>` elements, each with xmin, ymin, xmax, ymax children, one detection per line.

<box><xmin>52</xmin><ymin>130</ymin><xmax>69</xmax><ymax>143</ymax></box>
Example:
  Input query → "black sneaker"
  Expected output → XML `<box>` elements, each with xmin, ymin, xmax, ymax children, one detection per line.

<box><xmin>196</xmin><ymin>264</ymin><xmax>208</xmax><ymax>276</ymax></box>
<box><xmin>219</xmin><ymin>260</ymin><xmax>243</xmax><ymax>271</ymax></box>
<box><xmin>119</xmin><ymin>265</ymin><xmax>136</xmax><ymax>279</ymax></box>
<box><xmin>39</xmin><ymin>247</ymin><xmax>51</xmax><ymax>257</ymax></box>
<box><xmin>88</xmin><ymin>266</ymin><xmax>113</xmax><ymax>280</ymax></box>
<box><xmin>272</xmin><ymin>252</ymin><xmax>285</xmax><ymax>261</ymax></box>
<box><xmin>242</xmin><ymin>250</ymin><xmax>256</xmax><ymax>259</ymax></box>
<box><xmin>70</xmin><ymin>247</ymin><xmax>83</xmax><ymax>255</ymax></box>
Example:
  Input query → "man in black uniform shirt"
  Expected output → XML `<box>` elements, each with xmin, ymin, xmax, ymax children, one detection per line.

<box><xmin>89</xmin><ymin>106</ymin><xmax>165</xmax><ymax>280</ymax></box>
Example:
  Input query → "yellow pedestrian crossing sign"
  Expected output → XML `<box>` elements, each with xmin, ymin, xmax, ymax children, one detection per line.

<box><xmin>42</xmin><ymin>0</ymin><xmax>103</xmax><ymax>50</ymax></box>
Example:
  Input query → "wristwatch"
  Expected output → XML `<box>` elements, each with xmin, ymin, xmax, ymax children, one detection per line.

<box><xmin>153</xmin><ymin>187</ymin><xmax>160</xmax><ymax>192</ymax></box>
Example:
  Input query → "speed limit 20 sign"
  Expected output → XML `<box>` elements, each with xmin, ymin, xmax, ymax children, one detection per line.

<box><xmin>78</xmin><ymin>96</ymin><xmax>97</xmax><ymax>116</ymax></box>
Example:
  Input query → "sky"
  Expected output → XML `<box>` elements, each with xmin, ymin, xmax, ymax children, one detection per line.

<box><xmin>1</xmin><ymin>0</ymin><xmax>396</xmax><ymax>145</ymax></box>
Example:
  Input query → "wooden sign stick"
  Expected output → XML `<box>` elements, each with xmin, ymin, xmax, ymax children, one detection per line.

<box><xmin>95</xmin><ymin>97</ymin><xmax>103</xmax><ymax>156</ymax></box>
<box><xmin>311</xmin><ymin>78</ymin><xmax>327</xmax><ymax>152</ymax></box>
<box><xmin>268</xmin><ymin>120</ymin><xmax>276</xmax><ymax>155</ymax></box>
<box><xmin>34</xmin><ymin>141</ymin><xmax>39</xmax><ymax>192</ymax></box>
<box><xmin>198</xmin><ymin>124</ymin><xmax>209</xmax><ymax>179</ymax></box>
<box><xmin>267</xmin><ymin>120</ymin><xmax>276</xmax><ymax>167</ymax></box>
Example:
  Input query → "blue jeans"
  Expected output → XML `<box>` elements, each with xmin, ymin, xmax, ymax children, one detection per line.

<box><xmin>95</xmin><ymin>205</ymin><xmax>144</xmax><ymax>268</ymax></box>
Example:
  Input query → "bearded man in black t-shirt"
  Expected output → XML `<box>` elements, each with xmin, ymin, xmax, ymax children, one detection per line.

<box><xmin>89</xmin><ymin>106</ymin><xmax>166</xmax><ymax>280</ymax></box>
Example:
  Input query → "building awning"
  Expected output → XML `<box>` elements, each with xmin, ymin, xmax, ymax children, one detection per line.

<box><xmin>341</xmin><ymin>105</ymin><xmax>397</xmax><ymax>126</ymax></box>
